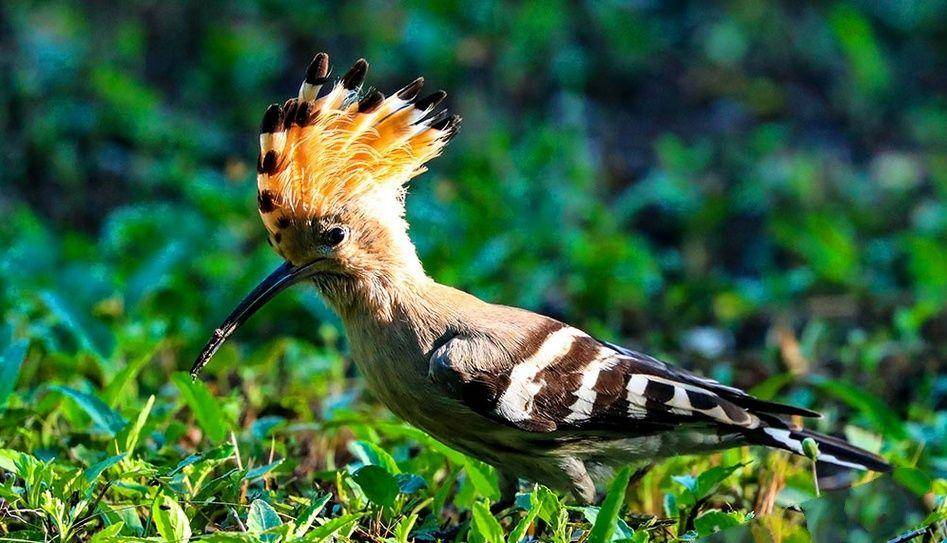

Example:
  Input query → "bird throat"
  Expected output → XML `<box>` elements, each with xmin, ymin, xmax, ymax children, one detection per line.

<box><xmin>312</xmin><ymin>267</ymin><xmax>431</xmax><ymax>325</ymax></box>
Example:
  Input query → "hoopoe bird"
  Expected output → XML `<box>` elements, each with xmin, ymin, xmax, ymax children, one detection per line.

<box><xmin>192</xmin><ymin>52</ymin><xmax>889</xmax><ymax>503</ymax></box>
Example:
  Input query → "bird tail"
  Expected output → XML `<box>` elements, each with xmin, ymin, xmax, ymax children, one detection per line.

<box><xmin>748</xmin><ymin>424</ymin><xmax>890</xmax><ymax>472</ymax></box>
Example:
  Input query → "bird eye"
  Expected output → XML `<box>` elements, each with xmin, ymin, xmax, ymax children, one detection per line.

<box><xmin>326</xmin><ymin>226</ymin><xmax>347</xmax><ymax>247</ymax></box>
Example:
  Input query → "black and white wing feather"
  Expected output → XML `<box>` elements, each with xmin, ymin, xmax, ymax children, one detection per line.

<box><xmin>429</xmin><ymin>318</ymin><xmax>889</xmax><ymax>472</ymax></box>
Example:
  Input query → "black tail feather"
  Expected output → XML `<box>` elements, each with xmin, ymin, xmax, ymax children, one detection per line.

<box><xmin>729</xmin><ymin>395</ymin><xmax>822</xmax><ymax>419</ymax></box>
<box><xmin>748</xmin><ymin>425</ymin><xmax>890</xmax><ymax>472</ymax></box>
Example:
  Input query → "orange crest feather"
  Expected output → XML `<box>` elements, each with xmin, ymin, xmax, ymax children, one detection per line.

<box><xmin>255</xmin><ymin>53</ymin><xmax>460</xmax><ymax>233</ymax></box>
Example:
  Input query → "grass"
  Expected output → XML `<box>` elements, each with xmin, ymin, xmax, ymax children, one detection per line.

<box><xmin>0</xmin><ymin>206</ymin><xmax>943</xmax><ymax>541</ymax></box>
<box><xmin>2</xmin><ymin>1</ymin><xmax>947</xmax><ymax>541</ymax></box>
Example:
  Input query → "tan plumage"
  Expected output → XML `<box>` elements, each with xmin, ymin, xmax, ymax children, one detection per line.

<box><xmin>193</xmin><ymin>52</ymin><xmax>890</xmax><ymax>504</ymax></box>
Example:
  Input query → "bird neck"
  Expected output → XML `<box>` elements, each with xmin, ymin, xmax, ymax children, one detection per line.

<box><xmin>314</xmin><ymin>261</ymin><xmax>438</xmax><ymax>326</ymax></box>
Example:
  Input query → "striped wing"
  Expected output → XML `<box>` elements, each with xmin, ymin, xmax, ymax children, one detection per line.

<box><xmin>431</xmin><ymin>321</ymin><xmax>812</xmax><ymax>434</ymax></box>
<box><xmin>599</xmin><ymin>340</ymin><xmax>821</xmax><ymax>420</ymax></box>
<box><xmin>429</xmin><ymin>317</ymin><xmax>889</xmax><ymax>472</ymax></box>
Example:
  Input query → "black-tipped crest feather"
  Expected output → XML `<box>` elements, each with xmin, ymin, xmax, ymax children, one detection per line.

<box><xmin>282</xmin><ymin>99</ymin><xmax>299</xmax><ymax>129</ymax></box>
<box><xmin>294</xmin><ymin>101</ymin><xmax>311</xmax><ymax>125</ymax></box>
<box><xmin>432</xmin><ymin>113</ymin><xmax>461</xmax><ymax>132</ymax></box>
<box><xmin>358</xmin><ymin>90</ymin><xmax>385</xmax><ymax>113</ymax></box>
<box><xmin>397</xmin><ymin>77</ymin><xmax>425</xmax><ymax>100</ymax></box>
<box><xmin>341</xmin><ymin>58</ymin><xmax>368</xmax><ymax>89</ymax></box>
<box><xmin>415</xmin><ymin>90</ymin><xmax>446</xmax><ymax>111</ymax></box>
<box><xmin>260</xmin><ymin>150</ymin><xmax>278</xmax><ymax>175</ymax></box>
<box><xmin>305</xmin><ymin>52</ymin><xmax>330</xmax><ymax>84</ymax></box>
<box><xmin>261</xmin><ymin>104</ymin><xmax>282</xmax><ymax>134</ymax></box>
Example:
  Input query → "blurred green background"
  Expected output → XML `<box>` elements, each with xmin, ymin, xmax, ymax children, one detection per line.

<box><xmin>1</xmin><ymin>1</ymin><xmax>945</xmax><ymax>541</ymax></box>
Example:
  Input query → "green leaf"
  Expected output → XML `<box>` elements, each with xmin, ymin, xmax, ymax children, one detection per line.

<box><xmin>103</xmin><ymin>348</ymin><xmax>157</xmax><ymax>408</ymax></box>
<box><xmin>588</xmin><ymin>466</ymin><xmax>632</xmax><ymax>543</ymax></box>
<box><xmin>125</xmin><ymin>241</ymin><xmax>185</xmax><ymax>307</ymax></box>
<box><xmin>203</xmin><ymin>533</ymin><xmax>262</xmax><ymax>543</ymax></box>
<box><xmin>694</xmin><ymin>510</ymin><xmax>749</xmax><ymax>537</ymax></box>
<box><xmin>748</xmin><ymin>373</ymin><xmax>797</xmax><ymax>401</ymax></box>
<box><xmin>171</xmin><ymin>372</ymin><xmax>229</xmax><ymax>442</ymax></box>
<box><xmin>393</xmin><ymin>513</ymin><xmax>417</xmax><ymax>543</ymax></box>
<box><xmin>89</xmin><ymin>521</ymin><xmax>124</xmax><ymax>542</ymax></box>
<box><xmin>350</xmin><ymin>440</ymin><xmax>401</xmax><ymax>474</ymax></box>
<box><xmin>772</xmin><ymin>213</ymin><xmax>859</xmax><ymax>284</ymax></box>
<box><xmin>0</xmin><ymin>339</ymin><xmax>28</xmax><ymax>406</ymax></box>
<box><xmin>674</xmin><ymin>463</ymin><xmax>746</xmax><ymax>507</ymax></box>
<box><xmin>169</xmin><ymin>445</ymin><xmax>234</xmax><ymax>475</ymax></box>
<box><xmin>464</xmin><ymin>459</ymin><xmax>500</xmax><ymax>501</ymax></box>
<box><xmin>0</xmin><ymin>448</ymin><xmax>40</xmax><ymax>477</ymax></box>
<box><xmin>508</xmin><ymin>491</ymin><xmax>543</xmax><ymax>543</ymax></box>
<box><xmin>49</xmin><ymin>385</ymin><xmax>127</xmax><ymax>436</ymax></box>
<box><xmin>671</xmin><ymin>474</ymin><xmax>697</xmax><ymax>493</ymax></box>
<box><xmin>101</xmin><ymin>501</ymin><xmax>144</xmax><ymax>536</ymax></box>
<box><xmin>894</xmin><ymin>467</ymin><xmax>932</xmax><ymax>496</ymax></box>
<box><xmin>386</xmin><ymin>425</ymin><xmax>469</xmax><ymax>465</ymax></box>
<box><xmin>533</xmin><ymin>486</ymin><xmax>564</xmax><ymax>527</ymax></box>
<box><xmin>843</xmin><ymin>424</ymin><xmax>883</xmax><ymax>454</ymax></box>
<box><xmin>432</xmin><ymin>465</ymin><xmax>460</xmax><ymax>515</ymax></box>
<box><xmin>247</xmin><ymin>499</ymin><xmax>282</xmax><ymax>538</ymax></box>
<box><xmin>469</xmin><ymin>501</ymin><xmax>504</xmax><ymax>543</ymax></box>
<box><xmin>123</xmin><ymin>394</ymin><xmax>155</xmax><ymax>454</ymax></box>
<box><xmin>244</xmin><ymin>459</ymin><xmax>284</xmax><ymax>481</ymax></box>
<box><xmin>582</xmin><ymin>506</ymin><xmax>636</xmax><ymax>542</ymax></box>
<box><xmin>932</xmin><ymin>478</ymin><xmax>947</xmax><ymax>496</ymax></box>
<box><xmin>663</xmin><ymin>492</ymin><xmax>678</xmax><ymax>518</ymax></box>
<box><xmin>396</xmin><ymin>473</ymin><xmax>427</xmax><ymax>494</ymax></box>
<box><xmin>303</xmin><ymin>513</ymin><xmax>361</xmax><ymax>542</ymax></box>
<box><xmin>293</xmin><ymin>494</ymin><xmax>331</xmax><ymax>538</ymax></box>
<box><xmin>84</xmin><ymin>453</ymin><xmax>125</xmax><ymax>483</ymax></box>
<box><xmin>828</xmin><ymin>3</ymin><xmax>891</xmax><ymax>95</ymax></box>
<box><xmin>40</xmin><ymin>290</ymin><xmax>114</xmax><ymax>359</ymax></box>
<box><xmin>152</xmin><ymin>494</ymin><xmax>191</xmax><ymax>543</ymax></box>
<box><xmin>352</xmin><ymin>464</ymin><xmax>399</xmax><ymax>508</ymax></box>
<box><xmin>810</xmin><ymin>377</ymin><xmax>907</xmax><ymax>439</ymax></box>
<box><xmin>919</xmin><ymin>507</ymin><xmax>947</xmax><ymax>528</ymax></box>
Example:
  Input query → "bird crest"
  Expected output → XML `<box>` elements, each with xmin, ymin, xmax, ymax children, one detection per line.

<box><xmin>256</xmin><ymin>52</ymin><xmax>460</xmax><ymax>238</ymax></box>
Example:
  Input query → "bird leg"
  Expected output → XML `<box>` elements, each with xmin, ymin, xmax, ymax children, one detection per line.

<box><xmin>560</xmin><ymin>457</ymin><xmax>596</xmax><ymax>505</ymax></box>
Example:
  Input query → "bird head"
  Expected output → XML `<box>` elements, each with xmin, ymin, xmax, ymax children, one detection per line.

<box><xmin>191</xmin><ymin>52</ymin><xmax>459</xmax><ymax>376</ymax></box>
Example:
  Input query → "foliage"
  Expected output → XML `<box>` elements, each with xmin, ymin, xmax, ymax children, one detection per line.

<box><xmin>1</xmin><ymin>0</ymin><xmax>946</xmax><ymax>541</ymax></box>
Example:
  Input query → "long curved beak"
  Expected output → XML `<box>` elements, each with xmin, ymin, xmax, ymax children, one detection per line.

<box><xmin>190</xmin><ymin>259</ymin><xmax>322</xmax><ymax>378</ymax></box>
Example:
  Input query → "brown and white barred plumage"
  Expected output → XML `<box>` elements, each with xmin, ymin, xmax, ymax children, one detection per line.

<box><xmin>430</xmin><ymin>317</ymin><xmax>888</xmax><ymax>472</ymax></box>
<box><xmin>197</xmin><ymin>53</ymin><xmax>889</xmax><ymax>505</ymax></box>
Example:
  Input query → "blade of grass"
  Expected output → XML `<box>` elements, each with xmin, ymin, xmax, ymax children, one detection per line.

<box><xmin>588</xmin><ymin>466</ymin><xmax>632</xmax><ymax>543</ymax></box>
